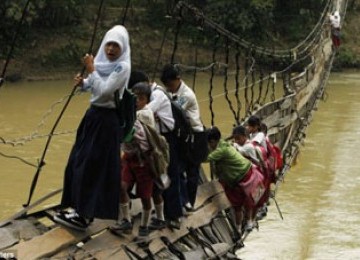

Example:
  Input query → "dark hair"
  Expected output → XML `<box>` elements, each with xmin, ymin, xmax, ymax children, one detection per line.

<box><xmin>128</xmin><ymin>70</ymin><xmax>149</xmax><ymax>89</ymax></box>
<box><xmin>132</xmin><ymin>82</ymin><xmax>151</xmax><ymax>101</ymax></box>
<box><xmin>232</xmin><ymin>125</ymin><xmax>246</xmax><ymax>136</ymax></box>
<box><xmin>260</xmin><ymin>123</ymin><xmax>268</xmax><ymax>134</ymax></box>
<box><xmin>160</xmin><ymin>64</ymin><xmax>180</xmax><ymax>84</ymax></box>
<box><xmin>247</xmin><ymin>115</ymin><xmax>261</xmax><ymax>128</ymax></box>
<box><xmin>207</xmin><ymin>126</ymin><xmax>221</xmax><ymax>141</ymax></box>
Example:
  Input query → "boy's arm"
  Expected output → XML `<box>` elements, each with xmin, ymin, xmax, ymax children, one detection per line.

<box><xmin>207</xmin><ymin>145</ymin><xmax>225</xmax><ymax>162</ymax></box>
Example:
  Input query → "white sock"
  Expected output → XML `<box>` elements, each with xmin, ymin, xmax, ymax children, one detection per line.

<box><xmin>185</xmin><ymin>202</ymin><xmax>192</xmax><ymax>209</ymax></box>
<box><xmin>155</xmin><ymin>202</ymin><xmax>165</xmax><ymax>221</ymax></box>
<box><xmin>236</xmin><ymin>224</ymin><xmax>242</xmax><ymax>233</ymax></box>
<box><xmin>141</xmin><ymin>209</ymin><xmax>151</xmax><ymax>227</ymax></box>
<box><xmin>117</xmin><ymin>203</ymin><xmax>123</xmax><ymax>221</ymax></box>
<box><xmin>120</xmin><ymin>203</ymin><xmax>130</xmax><ymax>222</ymax></box>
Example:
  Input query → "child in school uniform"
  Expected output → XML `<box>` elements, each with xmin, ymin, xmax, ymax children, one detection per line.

<box><xmin>110</xmin><ymin>82</ymin><xmax>164</xmax><ymax>239</ymax></box>
<box><xmin>54</xmin><ymin>25</ymin><xmax>131</xmax><ymax>231</ymax></box>
<box><xmin>207</xmin><ymin>126</ymin><xmax>266</xmax><ymax>233</ymax></box>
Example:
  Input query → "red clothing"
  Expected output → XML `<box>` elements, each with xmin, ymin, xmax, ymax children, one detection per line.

<box><xmin>122</xmin><ymin>153</ymin><xmax>154</xmax><ymax>199</ymax></box>
<box><xmin>220</xmin><ymin>165</ymin><xmax>266</xmax><ymax>209</ymax></box>
<box><xmin>331</xmin><ymin>28</ymin><xmax>341</xmax><ymax>48</ymax></box>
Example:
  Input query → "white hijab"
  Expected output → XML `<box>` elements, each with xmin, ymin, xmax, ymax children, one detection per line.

<box><xmin>94</xmin><ymin>25</ymin><xmax>131</xmax><ymax>79</ymax></box>
<box><xmin>330</xmin><ymin>11</ymin><xmax>341</xmax><ymax>28</ymax></box>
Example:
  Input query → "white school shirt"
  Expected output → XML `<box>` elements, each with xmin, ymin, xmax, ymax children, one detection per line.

<box><xmin>233</xmin><ymin>141</ymin><xmax>259</xmax><ymax>164</ymax></box>
<box><xmin>82</xmin><ymin>25</ymin><xmax>131</xmax><ymax>108</ymax></box>
<box><xmin>250</xmin><ymin>131</ymin><xmax>267</xmax><ymax>152</ymax></box>
<box><xmin>169</xmin><ymin>80</ymin><xmax>204</xmax><ymax>132</ymax></box>
<box><xmin>148</xmin><ymin>82</ymin><xmax>175</xmax><ymax>133</ymax></box>
<box><xmin>83</xmin><ymin>62</ymin><xmax>130</xmax><ymax>108</ymax></box>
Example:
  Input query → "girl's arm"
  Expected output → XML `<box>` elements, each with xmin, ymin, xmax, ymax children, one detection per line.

<box><xmin>87</xmin><ymin>62</ymin><xmax>130</xmax><ymax>98</ymax></box>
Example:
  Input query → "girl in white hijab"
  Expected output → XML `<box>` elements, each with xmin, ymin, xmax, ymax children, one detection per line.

<box><xmin>54</xmin><ymin>25</ymin><xmax>131</xmax><ymax>231</ymax></box>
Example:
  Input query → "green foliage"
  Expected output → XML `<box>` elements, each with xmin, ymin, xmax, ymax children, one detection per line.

<box><xmin>335</xmin><ymin>48</ymin><xmax>360</xmax><ymax>68</ymax></box>
<box><xmin>31</xmin><ymin>0</ymin><xmax>83</xmax><ymax>28</ymax></box>
<box><xmin>204</xmin><ymin>0</ymin><xmax>275</xmax><ymax>42</ymax></box>
<box><xmin>2</xmin><ymin>0</ymin><xmax>356</xmax><ymax>77</ymax></box>
<box><xmin>0</xmin><ymin>0</ymin><xmax>84</xmax><ymax>59</ymax></box>
<box><xmin>40</xmin><ymin>41</ymin><xmax>83</xmax><ymax>68</ymax></box>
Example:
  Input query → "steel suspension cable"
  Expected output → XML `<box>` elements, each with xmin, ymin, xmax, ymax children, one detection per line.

<box><xmin>151</xmin><ymin>24</ymin><xmax>171</xmax><ymax>82</ymax></box>
<box><xmin>208</xmin><ymin>35</ymin><xmax>219</xmax><ymax>126</ymax></box>
<box><xmin>222</xmin><ymin>38</ymin><xmax>238</xmax><ymax>124</ymax></box>
<box><xmin>191</xmin><ymin>33</ymin><xmax>199</xmax><ymax>92</ymax></box>
<box><xmin>0</xmin><ymin>0</ymin><xmax>32</xmax><ymax>89</ymax></box>
<box><xmin>234</xmin><ymin>45</ymin><xmax>242</xmax><ymax>123</ymax></box>
<box><xmin>173</xmin><ymin>0</ymin><xmax>332</xmax><ymax>59</ymax></box>
<box><xmin>171</xmin><ymin>7</ymin><xmax>183</xmax><ymax>64</ymax></box>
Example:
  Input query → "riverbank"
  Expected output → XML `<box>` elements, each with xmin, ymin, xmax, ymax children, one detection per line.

<box><xmin>2</xmin><ymin>5</ymin><xmax>359</xmax><ymax>83</ymax></box>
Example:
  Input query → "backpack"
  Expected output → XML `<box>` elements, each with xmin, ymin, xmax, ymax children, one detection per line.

<box><xmin>140</xmin><ymin>121</ymin><xmax>171</xmax><ymax>190</ymax></box>
<box><xmin>115</xmin><ymin>88</ymin><xmax>137</xmax><ymax>142</ymax></box>
<box><xmin>263</xmin><ymin>138</ymin><xmax>283</xmax><ymax>183</ymax></box>
<box><xmin>265</xmin><ymin>139</ymin><xmax>283</xmax><ymax>171</ymax></box>
<box><xmin>154</xmin><ymin>87</ymin><xmax>193</xmax><ymax>154</ymax></box>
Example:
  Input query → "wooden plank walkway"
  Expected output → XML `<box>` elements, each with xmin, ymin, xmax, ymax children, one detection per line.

<box><xmin>3</xmin><ymin>181</ymin><xmax>226</xmax><ymax>259</ymax></box>
<box><xmin>9</xmin><ymin>219</ymin><xmax>112</xmax><ymax>259</ymax></box>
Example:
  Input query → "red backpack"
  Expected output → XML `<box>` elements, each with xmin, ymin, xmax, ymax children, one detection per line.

<box><xmin>265</xmin><ymin>139</ymin><xmax>282</xmax><ymax>170</ymax></box>
<box><xmin>253</xmin><ymin>138</ymin><xmax>283</xmax><ymax>183</ymax></box>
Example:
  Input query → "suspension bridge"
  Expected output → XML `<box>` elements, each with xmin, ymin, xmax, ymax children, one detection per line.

<box><xmin>0</xmin><ymin>0</ymin><xmax>347</xmax><ymax>258</ymax></box>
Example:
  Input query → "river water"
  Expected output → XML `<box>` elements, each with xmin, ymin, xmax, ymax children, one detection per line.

<box><xmin>0</xmin><ymin>72</ymin><xmax>359</xmax><ymax>258</ymax></box>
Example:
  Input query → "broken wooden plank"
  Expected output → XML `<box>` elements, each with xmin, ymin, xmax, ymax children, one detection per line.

<box><xmin>0</xmin><ymin>228</ymin><xmax>18</xmax><ymax>250</ymax></box>
<box><xmin>194</xmin><ymin>181</ymin><xmax>223</xmax><ymax>210</ymax></box>
<box><xmin>12</xmin><ymin>218</ymin><xmax>44</xmax><ymax>241</ymax></box>
<box><xmin>56</xmin><ymin>186</ymin><xmax>229</xmax><ymax>260</ymax></box>
<box><xmin>0</xmin><ymin>188</ymin><xmax>62</xmax><ymax>228</ymax></box>
<box><xmin>82</xmin><ymin>231</ymin><xmax>127</xmax><ymax>259</ymax></box>
<box><xmin>9</xmin><ymin>219</ymin><xmax>112</xmax><ymax>259</ymax></box>
<box><xmin>148</xmin><ymin>192</ymin><xmax>231</xmax><ymax>255</ymax></box>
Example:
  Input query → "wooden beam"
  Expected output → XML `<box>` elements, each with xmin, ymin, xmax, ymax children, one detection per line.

<box><xmin>9</xmin><ymin>219</ymin><xmax>112</xmax><ymax>259</ymax></box>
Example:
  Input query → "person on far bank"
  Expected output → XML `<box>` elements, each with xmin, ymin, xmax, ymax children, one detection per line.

<box><xmin>329</xmin><ymin>11</ymin><xmax>341</xmax><ymax>49</ymax></box>
<box><xmin>160</xmin><ymin>64</ymin><xmax>208</xmax><ymax>213</ymax></box>
<box><xmin>54</xmin><ymin>25</ymin><xmax>131</xmax><ymax>231</ymax></box>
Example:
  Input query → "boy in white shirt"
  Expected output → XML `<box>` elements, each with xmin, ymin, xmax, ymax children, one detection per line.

<box><xmin>160</xmin><ymin>64</ymin><xmax>208</xmax><ymax>213</ymax></box>
<box><xmin>127</xmin><ymin>70</ymin><xmax>185</xmax><ymax>229</ymax></box>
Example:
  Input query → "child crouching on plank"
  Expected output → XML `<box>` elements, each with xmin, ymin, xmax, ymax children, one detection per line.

<box><xmin>206</xmin><ymin>126</ymin><xmax>266</xmax><ymax>233</ymax></box>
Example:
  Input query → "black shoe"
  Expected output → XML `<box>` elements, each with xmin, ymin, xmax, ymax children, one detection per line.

<box><xmin>53</xmin><ymin>210</ymin><xmax>90</xmax><ymax>231</ymax></box>
<box><xmin>149</xmin><ymin>218</ymin><xmax>167</xmax><ymax>230</ymax></box>
<box><xmin>109</xmin><ymin>219</ymin><xmax>133</xmax><ymax>236</ymax></box>
<box><xmin>138</xmin><ymin>226</ymin><xmax>149</xmax><ymax>238</ymax></box>
<box><xmin>167</xmin><ymin>218</ymin><xmax>181</xmax><ymax>230</ymax></box>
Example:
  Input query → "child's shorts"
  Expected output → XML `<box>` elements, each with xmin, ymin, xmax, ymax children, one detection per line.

<box><xmin>122</xmin><ymin>157</ymin><xmax>154</xmax><ymax>199</ymax></box>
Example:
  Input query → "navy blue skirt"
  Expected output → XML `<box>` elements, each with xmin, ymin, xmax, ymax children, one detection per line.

<box><xmin>61</xmin><ymin>105</ymin><xmax>122</xmax><ymax>219</ymax></box>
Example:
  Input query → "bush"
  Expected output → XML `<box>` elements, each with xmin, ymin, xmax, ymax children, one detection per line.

<box><xmin>335</xmin><ymin>48</ymin><xmax>360</xmax><ymax>68</ymax></box>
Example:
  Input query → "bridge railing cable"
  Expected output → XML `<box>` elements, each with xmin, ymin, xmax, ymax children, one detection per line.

<box><xmin>173</xmin><ymin>0</ymin><xmax>332</xmax><ymax>59</ymax></box>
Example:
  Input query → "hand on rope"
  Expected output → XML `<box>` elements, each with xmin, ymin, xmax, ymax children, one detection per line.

<box><xmin>83</xmin><ymin>53</ymin><xmax>95</xmax><ymax>74</ymax></box>
<box><xmin>0</xmin><ymin>78</ymin><xmax>4</xmax><ymax>87</ymax></box>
